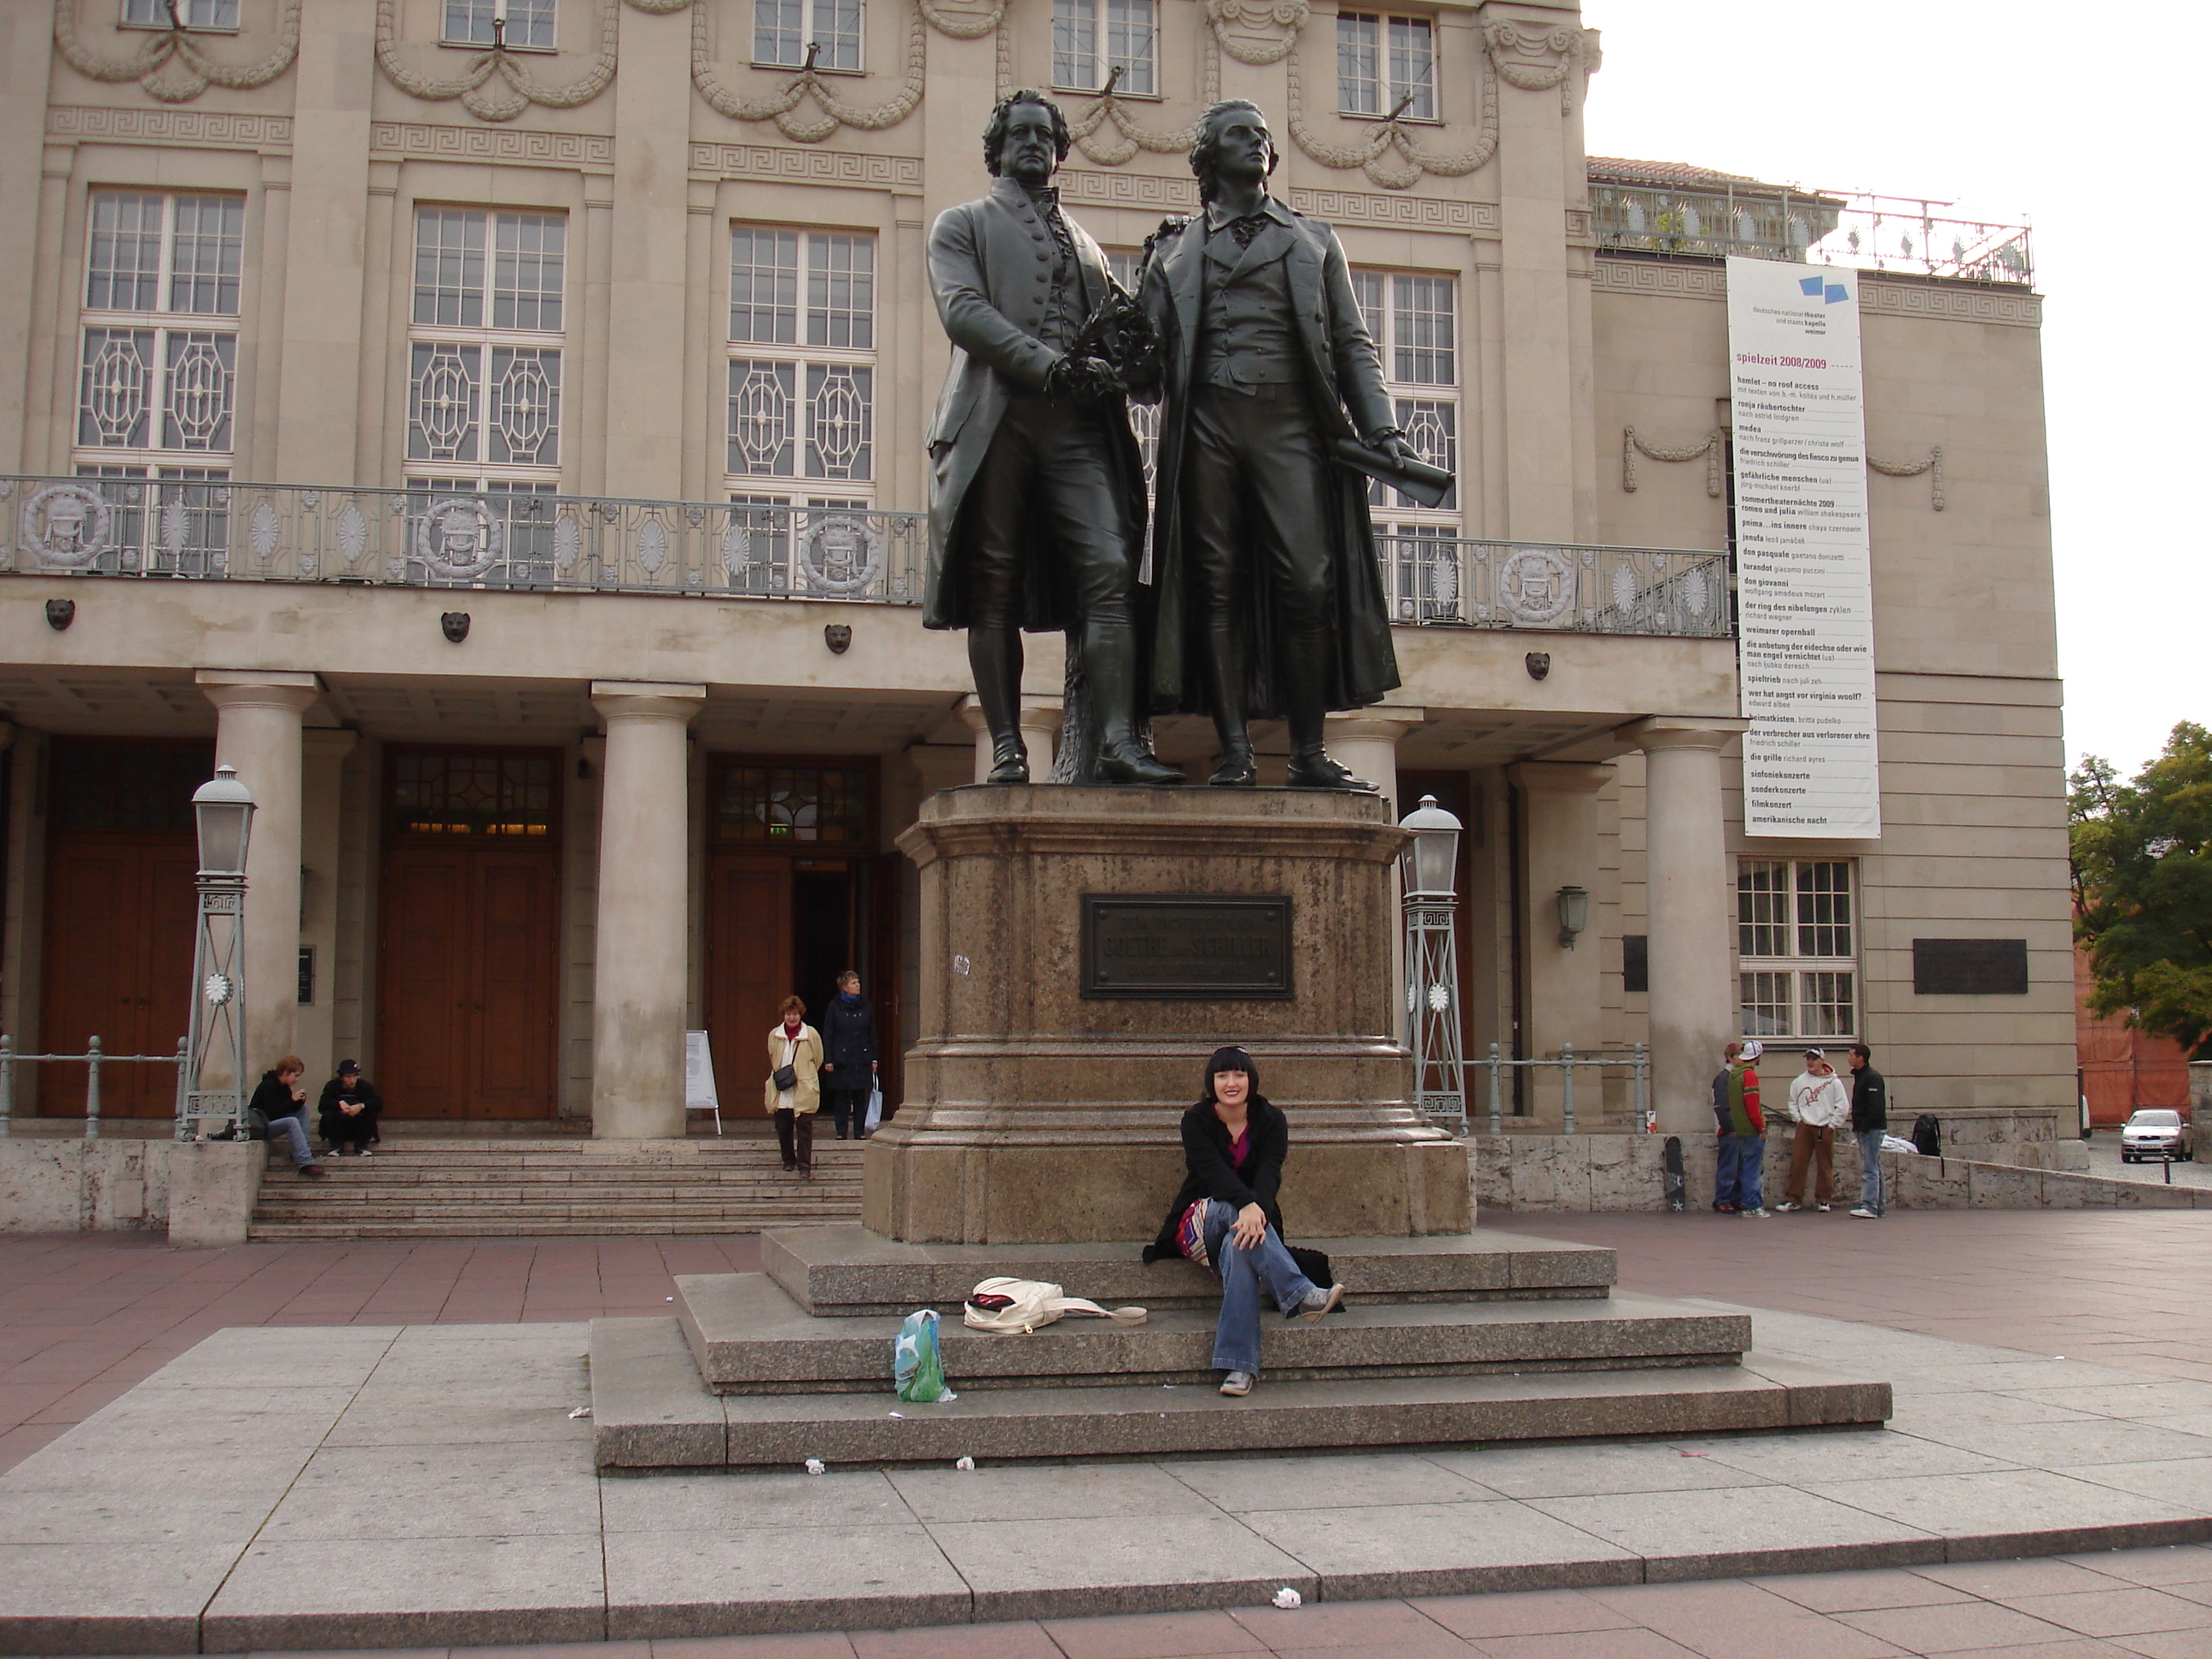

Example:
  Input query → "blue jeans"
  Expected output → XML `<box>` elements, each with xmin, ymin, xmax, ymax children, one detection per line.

<box><xmin>1854</xmin><ymin>1128</ymin><xmax>1886</xmax><ymax>1215</ymax></box>
<box><xmin>266</xmin><ymin>1109</ymin><xmax>316</xmax><ymax>1169</ymax></box>
<box><xmin>1201</xmin><ymin>1199</ymin><xmax>1317</xmax><ymax>1374</ymax></box>
<box><xmin>1714</xmin><ymin>1134</ymin><xmax>1765</xmax><ymax>1211</ymax></box>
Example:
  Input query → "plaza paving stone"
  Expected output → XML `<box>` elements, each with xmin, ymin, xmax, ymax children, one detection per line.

<box><xmin>0</xmin><ymin>1211</ymin><xmax>2209</xmax><ymax>1655</ymax></box>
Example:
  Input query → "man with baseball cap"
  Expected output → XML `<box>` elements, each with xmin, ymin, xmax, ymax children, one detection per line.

<box><xmin>317</xmin><ymin>1059</ymin><xmax>384</xmax><ymax>1158</ymax></box>
<box><xmin>1710</xmin><ymin>1039</ymin><xmax>1769</xmax><ymax>1216</ymax></box>
<box><xmin>1776</xmin><ymin>1047</ymin><xmax>1849</xmax><ymax>1212</ymax></box>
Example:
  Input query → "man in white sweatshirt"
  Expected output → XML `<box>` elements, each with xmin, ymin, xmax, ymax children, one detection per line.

<box><xmin>1776</xmin><ymin>1047</ymin><xmax>1851</xmax><ymax>1213</ymax></box>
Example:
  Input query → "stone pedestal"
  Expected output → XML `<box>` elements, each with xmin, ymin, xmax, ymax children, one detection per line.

<box><xmin>863</xmin><ymin>786</ymin><xmax>1470</xmax><ymax>1243</ymax></box>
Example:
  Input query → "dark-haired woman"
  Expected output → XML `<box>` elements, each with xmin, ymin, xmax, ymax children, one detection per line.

<box><xmin>1144</xmin><ymin>1045</ymin><xmax>1347</xmax><ymax>1396</ymax></box>
<box><xmin>765</xmin><ymin>996</ymin><xmax>822</xmax><ymax>1178</ymax></box>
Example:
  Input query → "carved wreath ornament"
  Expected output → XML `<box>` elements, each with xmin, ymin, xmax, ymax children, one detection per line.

<box><xmin>54</xmin><ymin>0</ymin><xmax>303</xmax><ymax>103</ymax></box>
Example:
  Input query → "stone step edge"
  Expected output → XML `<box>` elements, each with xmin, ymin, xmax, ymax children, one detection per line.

<box><xmin>241</xmin><ymin>1222</ymin><xmax>850</xmax><ymax>1239</ymax></box>
<box><xmin>591</xmin><ymin>1317</ymin><xmax>1890</xmax><ymax>1472</ymax></box>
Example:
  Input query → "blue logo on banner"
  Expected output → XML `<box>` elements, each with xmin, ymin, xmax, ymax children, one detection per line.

<box><xmin>1800</xmin><ymin>274</ymin><xmax>1848</xmax><ymax>304</ymax></box>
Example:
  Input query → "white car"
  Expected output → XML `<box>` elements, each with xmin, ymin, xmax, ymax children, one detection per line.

<box><xmin>2120</xmin><ymin>1109</ymin><xmax>2195</xmax><ymax>1162</ymax></box>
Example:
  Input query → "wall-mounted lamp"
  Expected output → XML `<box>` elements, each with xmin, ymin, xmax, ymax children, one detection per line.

<box><xmin>1555</xmin><ymin>884</ymin><xmax>1589</xmax><ymax>950</ymax></box>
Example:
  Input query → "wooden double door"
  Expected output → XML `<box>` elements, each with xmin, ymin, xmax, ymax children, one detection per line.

<box><xmin>38</xmin><ymin>741</ymin><xmax>212</xmax><ymax>1120</ymax></box>
<box><xmin>375</xmin><ymin>748</ymin><xmax>562</xmax><ymax>1119</ymax></box>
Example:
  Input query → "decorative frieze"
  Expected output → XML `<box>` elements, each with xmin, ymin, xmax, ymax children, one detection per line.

<box><xmin>1057</xmin><ymin>170</ymin><xmax>1198</xmax><ymax>212</ymax></box>
<box><xmin>370</xmin><ymin>123</ymin><xmax>615</xmax><ymax>166</ymax></box>
<box><xmin>1287</xmin><ymin>189</ymin><xmax>1494</xmax><ymax>232</ymax></box>
<box><xmin>1590</xmin><ymin>259</ymin><xmax>1728</xmax><ymax>300</ymax></box>
<box><xmin>1592</xmin><ymin>257</ymin><xmax>2042</xmax><ymax>329</ymax></box>
<box><xmin>48</xmin><ymin>105</ymin><xmax>293</xmax><ymax>150</ymax></box>
<box><xmin>688</xmin><ymin>143</ymin><xmax>923</xmax><ymax>189</ymax></box>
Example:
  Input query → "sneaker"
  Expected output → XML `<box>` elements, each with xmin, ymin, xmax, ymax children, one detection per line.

<box><xmin>1219</xmin><ymin>1371</ymin><xmax>1254</xmax><ymax>1397</ymax></box>
<box><xmin>358</xmin><ymin>1147</ymin><xmax>373</xmax><ymax>1159</ymax></box>
<box><xmin>1815</xmin><ymin>1202</ymin><xmax>1831</xmax><ymax>1213</ymax></box>
<box><xmin>1297</xmin><ymin>1284</ymin><xmax>1347</xmax><ymax>1322</ymax></box>
<box><xmin>1848</xmin><ymin>1208</ymin><xmax>1877</xmax><ymax>1219</ymax></box>
<box><xmin>1773</xmin><ymin>1201</ymin><xmax>1802</xmax><ymax>1213</ymax></box>
<box><xmin>1741</xmin><ymin>1206</ymin><xmax>1770</xmax><ymax>1217</ymax></box>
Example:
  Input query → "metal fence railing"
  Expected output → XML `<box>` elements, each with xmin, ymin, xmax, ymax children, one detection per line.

<box><xmin>1381</xmin><ymin>536</ymin><xmax>1732</xmax><ymax>637</ymax></box>
<box><xmin>0</xmin><ymin>1034</ymin><xmax>188</xmax><ymax>1140</ymax></box>
<box><xmin>1472</xmin><ymin>1042</ymin><xmax>1652</xmax><ymax>1136</ymax></box>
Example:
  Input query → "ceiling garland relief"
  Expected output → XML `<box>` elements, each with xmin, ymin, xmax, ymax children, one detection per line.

<box><xmin>1624</xmin><ymin>427</ymin><xmax>1947</xmax><ymax>512</ymax></box>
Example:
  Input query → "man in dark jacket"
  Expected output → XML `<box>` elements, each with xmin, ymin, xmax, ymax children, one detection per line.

<box><xmin>1710</xmin><ymin>1039</ymin><xmax>1768</xmax><ymax>1215</ymax></box>
<box><xmin>1848</xmin><ymin>1042</ymin><xmax>1889</xmax><ymax>1219</ymax></box>
<box><xmin>1135</xmin><ymin>99</ymin><xmax>1407</xmax><ymax>789</ymax></box>
<box><xmin>317</xmin><ymin>1059</ymin><xmax>383</xmax><ymax>1157</ymax></box>
<box><xmin>923</xmin><ymin>88</ymin><xmax>1180</xmax><ymax>788</ymax></box>
<box><xmin>818</xmin><ymin>971</ymin><xmax>878</xmax><ymax>1141</ymax></box>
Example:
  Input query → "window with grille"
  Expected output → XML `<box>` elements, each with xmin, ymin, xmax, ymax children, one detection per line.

<box><xmin>407</xmin><ymin>208</ymin><xmax>564</xmax><ymax>480</ymax></box>
<box><xmin>122</xmin><ymin>0</ymin><xmax>239</xmax><ymax>27</ymax></box>
<box><xmin>405</xmin><ymin>479</ymin><xmax>557</xmax><ymax>586</ymax></box>
<box><xmin>1338</xmin><ymin>13</ymin><xmax>1435</xmax><ymax>120</ymax></box>
<box><xmin>1737</xmin><ymin>859</ymin><xmax>1858</xmax><ymax>1041</ymax></box>
<box><xmin>727</xmin><ymin>226</ymin><xmax>876</xmax><ymax>503</ymax></box>
<box><xmin>444</xmin><ymin>0</ymin><xmax>556</xmax><ymax>49</ymax></box>
<box><xmin>1052</xmin><ymin>0</ymin><xmax>1157</xmax><ymax>94</ymax></box>
<box><xmin>713</xmin><ymin>763</ymin><xmax>873</xmax><ymax>846</ymax></box>
<box><xmin>77</xmin><ymin>191</ymin><xmax>243</xmax><ymax>464</ymax></box>
<box><xmin>753</xmin><ymin>0</ymin><xmax>863</xmax><ymax>70</ymax></box>
<box><xmin>68</xmin><ymin>465</ymin><xmax>231</xmax><ymax>577</ymax></box>
<box><xmin>1351</xmin><ymin>269</ymin><xmax>1459</xmax><ymax>619</ymax></box>
<box><xmin>390</xmin><ymin>750</ymin><xmax>556</xmax><ymax>837</ymax></box>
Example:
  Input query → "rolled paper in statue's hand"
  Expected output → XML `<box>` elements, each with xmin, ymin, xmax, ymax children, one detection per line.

<box><xmin>1332</xmin><ymin>439</ymin><xmax>1454</xmax><ymax>509</ymax></box>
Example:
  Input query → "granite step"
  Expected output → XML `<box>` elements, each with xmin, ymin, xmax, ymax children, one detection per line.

<box><xmin>678</xmin><ymin>1272</ymin><xmax>1751</xmax><ymax>1394</ymax></box>
<box><xmin>589</xmin><ymin>1315</ymin><xmax>1890</xmax><ymax>1470</ymax></box>
<box><xmin>760</xmin><ymin>1225</ymin><xmax>1617</xmax><ymax>1315</ymax></box>
<box><xmin>247</xmin><ymin>1212</ymin><xmax>861</xmax><ymax>1239</ymax></box>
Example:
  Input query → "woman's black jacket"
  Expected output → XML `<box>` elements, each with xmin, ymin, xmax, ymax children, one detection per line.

<box><xmin>1144</xmin><ymin>1096</ymin><xmax>1288</xmax><ymax>1262</ymax></box>
<box><xmin>819</xmin><ymin>994</ymin><xmax>877</xmax><ymax>1080</ymax></box>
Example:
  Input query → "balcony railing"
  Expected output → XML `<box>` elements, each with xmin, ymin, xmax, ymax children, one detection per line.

<box><xmin>3</xmin><ymin>476</ymin><xmax>1733</xmax><ymax>639</ymax></box>
<box><xmin>1592</xmin><ymin>184</ymin><xmax>2032</xmax><ymax>287</ymax></box>
<box><xmin>1380</xmin><ymin>533</ymin><xmax>1731</xmax><ymax>638</ymax></box>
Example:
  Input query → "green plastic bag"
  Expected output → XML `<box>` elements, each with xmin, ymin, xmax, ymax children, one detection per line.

<box><xmin>894</xmin><ymin>1307</ymin><xmax>956</xmax><ymax>1403</ymax></box>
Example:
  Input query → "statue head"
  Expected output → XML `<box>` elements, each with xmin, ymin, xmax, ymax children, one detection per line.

<box><xmin>1190</xmin><ymin>99</ymin><xmax>1278</xmax><ymax>203</ymax></box>
<box><xmin>982</xmin><ymin>89</ymin><xmax>1070</xmax><ymax>185</ymax></box>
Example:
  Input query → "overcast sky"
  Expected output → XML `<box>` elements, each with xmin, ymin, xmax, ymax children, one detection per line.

<box><xmin>1579</xmin><ymin>0</ymin><xmax>2205</xmax><ymax>784</ymax></box>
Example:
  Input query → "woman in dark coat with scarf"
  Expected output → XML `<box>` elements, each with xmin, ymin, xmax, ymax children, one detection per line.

<box><xmin>1144</xmin><ymin>1046</ymin><xmax>1347</xmax><ymax>1395</ymax></box>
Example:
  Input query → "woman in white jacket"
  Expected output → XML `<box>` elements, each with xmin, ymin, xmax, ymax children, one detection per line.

<box><xmin>1777</xmin><ymin>1047</ymin><xmax>1852</xmax><ymax>1212</ymax></box>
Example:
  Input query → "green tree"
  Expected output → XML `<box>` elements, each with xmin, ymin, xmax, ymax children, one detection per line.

<box><xmin>2070</xmin><ymin>721</ymin><xmax>2212</xmax><ymax>1059</ymax></box>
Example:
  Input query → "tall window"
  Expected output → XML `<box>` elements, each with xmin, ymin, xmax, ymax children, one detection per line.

<box><xmin>727</xmin><ymin>226</ymin><xmax>876</xmax><ymax>502</ymax></box>
<box><xmin>407</xmin><ymin>208</ymin><xmax>565</xmax><ymax>478</ymax></box>
<box><xmin>1052</xmin><ymin>0</ymin><xmax>1157</xmax><ymax>95</ymax></box>
<box><xmin>1338</xmin><ymin>13</ymin><xmax>1435</xmax><ymax>120</ymax></box>
<box><xmin>78</xmin><ymin>191</ymin><xmax>242</xmax><ymax>463</ymax></box>
<box><xmin>444</xmin><ymin>0</ymin><xmax>556</xmax><ymax>49</ymax></box>
<box><xmin>754</xmin><ymin>0</ymin><xmax>863</xmax><ymax>70</ymax></box>
<box><xmin>1738</xmin><ymin>859</ymin><xmax>1858</xmax><ymax>1041</ymax></box>
<box><xmin>122</xmin><ymin>0</ymin><xmax>239</xmax><ymax>26</ymax></box>
<box><xmin>1351</xmin><ymin>269</ymin><xmax>1458</xmax><ymax>617</ymax></box>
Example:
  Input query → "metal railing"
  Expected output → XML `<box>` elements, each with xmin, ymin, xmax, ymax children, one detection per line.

<box><xmin>0</xmin><ymin>476</ymin><xmax>928</xmax><ymax>602</ymax></box>
<box><xmin>1592</xmin><ymin>183</ymin><xmax>2032</xmax><ymax>287</ymax></box>
<box><xmin>0</xmin><ymin>1034</ymin><xmax>188</xmax><ymax>1140</ymax></box>
<box><xmin>4</xmin><ymin>475</ymin><xmax>1737</xmax><ymax>642</ymax></box>
<box><xmin>1382</xmin><ymin>536</ymin><xmax>1732</xmax><ymax>637</ymax></box>
<box><xmin>1474</xmin><ymin>1041</ymin><xmax>1651</xmax><ymax>1136</ymax></box>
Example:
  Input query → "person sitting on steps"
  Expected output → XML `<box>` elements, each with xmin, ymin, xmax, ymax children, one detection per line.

<box><xmin>1142</xmin><ymin>1045</ymin><xmax>1346</xmax><ymax>1398</ymax></box>
<box><xmin>248</xmin><ymin>1056</ymin><xmax>326</xmax><ymax>1180</ymax></box>
<box><xmin>317</xmin><ymin>1059</ymin><xmax>383</xmax><ymax>1159</ymax></box>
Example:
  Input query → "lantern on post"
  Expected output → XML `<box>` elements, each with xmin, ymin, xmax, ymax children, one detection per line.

<box><xmin>179</xmin><ymin>765</ymin><xmax>254</xmax><ymax>1139</ymax></box>
<box><xmin>1399</xmin><ymin>795</ymin><xmax>1467</xmax><ymax>1132</ymax></box>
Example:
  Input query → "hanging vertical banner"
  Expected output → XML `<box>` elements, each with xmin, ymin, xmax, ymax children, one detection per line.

<box><xmin>1726</xmin><ymin>257</ymin><xmax>1882</xmax><ymax>839</ymax></box>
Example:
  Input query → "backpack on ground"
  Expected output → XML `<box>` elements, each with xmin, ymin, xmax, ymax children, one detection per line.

<box><xmin>1911</xmin><ymin>1113</ymin><xmax>1942</xmax><ymax>1157</ymax></box>
<box><xmin>962</xmin><ymin>1277</ymin><xmax>1148</xmax><ymax>1334</ymax></box>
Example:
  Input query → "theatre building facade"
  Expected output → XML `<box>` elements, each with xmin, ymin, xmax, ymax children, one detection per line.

<box><xmin>0</xmin><ymin>0</ymin><xmax>2073</xmax><ymax>1147</ymax></box>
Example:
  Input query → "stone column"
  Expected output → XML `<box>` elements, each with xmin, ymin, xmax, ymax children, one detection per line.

<box><xmin>589</xmin><ymin>681</ymin><xmax>705</xmax><ymax>1138</ymax></box>
<box><xmin>1324</xmin><ymin>707</ymin><xmax>1426</xmax><ymax>815</ymax></box>
<box><xmin>1625</xmin><ymin>718</ymin><xmax>1749</xmax><ymax>1133</ymax></box>
<box><xmin>1505</xmin><ymin>761</ymin><xmax>1611</xmax><ymax>1127</ymax></box>
<box><xmin>198</xmin><ymin>671</ymin><xmax>323</xmax><ymax>1070</ymax></box>
<box><xmin>955</xmin><ymin>694</ymin><xmax>1062</xmax><ymax>784</ymax></box>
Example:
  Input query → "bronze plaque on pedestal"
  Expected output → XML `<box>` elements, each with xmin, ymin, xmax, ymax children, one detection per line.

<box><xmin>1081</xmin><ymin>894</ymin><xmax>1293</xmax><ymax>999</ymax></box>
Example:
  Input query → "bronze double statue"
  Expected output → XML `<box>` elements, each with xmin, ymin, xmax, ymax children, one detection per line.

<box><xmin>924</xmin><ymin>91</ymin><xmax>1444</xmax><ymax>791</ymax></box>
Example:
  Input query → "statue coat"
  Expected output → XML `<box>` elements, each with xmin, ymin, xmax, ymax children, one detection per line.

<box><xmin>1136</xmin><ymin>203</ymin><xmax>1403</xmax><ymax>719</ymax></box>
<box><xmin>923</xmin><ymin>178</ymin><xmax>1150</xmax><ymax>634</ymax></box>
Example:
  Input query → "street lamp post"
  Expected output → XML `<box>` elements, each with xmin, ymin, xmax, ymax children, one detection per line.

<box><xmin>1400</xmin><ymin>794</ymin><xmax>1466</xmax><ymax>1134</ymax></box>
<box><xmin>178</xmin><ymin>765</ymin><xmax>255</xmax><ymax>1140</ymax></box>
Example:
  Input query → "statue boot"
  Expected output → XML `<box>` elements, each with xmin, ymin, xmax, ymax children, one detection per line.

<box><xmin>1202</xmin><ymin>620</ymin><xmax>1258</xmax><ymax>786</ymax></box>
<box><xmin>969</xmin><ymin>623</ymin><xmax>1030</xmax><ymax>785</ymax></box>
<box><xmin>1283</xmin><ymin>636</ymin><xmax>1376</xmax><ymax>794</ymax></box>
<box><xmin>1086</xmin><ymin>620</ymin><xmax>1185</xmax><ymax>786</ymax></box>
